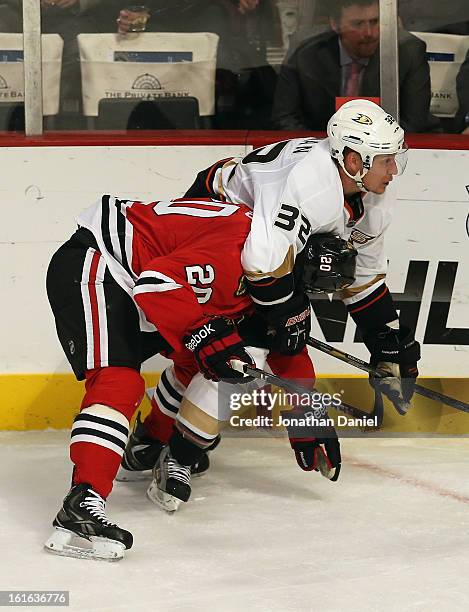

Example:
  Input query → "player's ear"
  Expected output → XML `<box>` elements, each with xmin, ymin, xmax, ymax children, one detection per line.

<box><xmin>343</xmin><ymin>149</ymin><xmax>362</xmax><ymax>174</ymax></box>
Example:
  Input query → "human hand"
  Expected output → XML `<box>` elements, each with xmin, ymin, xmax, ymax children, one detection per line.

<box><xmin>42</xmin><ymin>0</ymin><xmax>78</xmax><ymax>9</ymax></box>
<box><xmin>116</xmin><ymin>8</ymin><xmax>150</xmax><ymax>34</ymax></box>
<box><xmin>284</xmin><ymin>413</ymin><xmax>341</xmax><ymax>481</ymax></box>
<box><xmin>364</xmin><ymin>325</ymin><xmax>420</xmax><ymax>415</ymax></box>
<box><xmin>238</xmin><ymin>0</ymin><xmax>259</xmax><ymax>15</ymax></box>
<box><xmin>184</xmin><ymin>317</ymin><xmax>255</xmax><ymax>383</ymax></box>
<box><xmin>264</xmin><ymin>293</ymin><xmax>311</xmax><ymax>356</ymax></box>
<box><xmin>462</xmin><ymin>127</ymin><xmax>469</xmax><ymax>135</ymax></box>
<box><xmin>116</xmin><ymin>9</ymin><xmax>134</xmax><ymax>34</ymax></box>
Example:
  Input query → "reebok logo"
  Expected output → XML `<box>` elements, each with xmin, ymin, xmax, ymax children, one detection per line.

<box><xmin>286</xmin><ymin>309</ymin><xmax>310</xmax><ymax>327</ymax></box>
<box><xmin>185</xmin><ymin>323</ymin><xmax>214</xmax><ymax>351</ymax></box>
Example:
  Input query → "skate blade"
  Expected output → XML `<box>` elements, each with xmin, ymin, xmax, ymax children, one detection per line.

<box><xmin>116</xmin><ymin>466</ymin><xmax>152</xmax><ymax>482</ymax></box>
<box><xmin>44</xmin><ymin>527</ymin><xmax>125</xmax><ymax>562</ymax></box>
<box><xmin>146</xmin><ymin>480</ymin><xmax>181</xmax><ymax>513</ymax></box>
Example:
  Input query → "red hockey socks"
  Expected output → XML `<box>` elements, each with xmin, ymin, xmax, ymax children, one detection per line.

<box><xmin>71</xmin><ymin>367</ymin><xmax>145</xmax><ymax>498</ymax></box>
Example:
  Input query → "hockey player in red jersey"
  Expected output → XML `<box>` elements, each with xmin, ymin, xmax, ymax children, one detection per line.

<box><xmin>183</xmin><ymin>99</ymin><xmax>421</xmax><ymax>419</ymax></box>
<box><xmin>44</xmin><ymin>195</ymin><xmax>345</xmax><ymax>560</ymax></box>
<box><xmin>44</xmin><ymin>196</ymin><xmax>258</xmax><ymax>560</ymax></box>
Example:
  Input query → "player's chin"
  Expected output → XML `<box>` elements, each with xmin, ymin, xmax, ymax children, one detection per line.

<box><xmin>379</xmin><ymin>182</ymin><xmax>391</xmax><ymax>193</ymax></box>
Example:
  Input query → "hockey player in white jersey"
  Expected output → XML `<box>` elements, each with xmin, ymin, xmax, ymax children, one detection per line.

<box><xmin>181</xmin><ymin>99</ymin><xmax>421</xmax><ymax>416</ymax></box>
<box><xmin>122</xmin><ymin>101</ymin><xmax>422</xmax><ymax>500</ymax></box>
<box><xmin>117</xmin><ymin>100</ymin><xmax>421</xmax><ymax>513</ymax></box>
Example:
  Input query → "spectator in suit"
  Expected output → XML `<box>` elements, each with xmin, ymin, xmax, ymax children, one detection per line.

<box><xmin>456</xmin><ymin>49</ymin><xmax>469</xmax><ymax>134</ymax></box>
<box><xmin>272</xmin><ymin>0</ymin><xmax>434</xmax><ymax>132</ymax></box>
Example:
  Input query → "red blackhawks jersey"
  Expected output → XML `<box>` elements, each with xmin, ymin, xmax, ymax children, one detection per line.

<box><xmin>77</xmin><ymin>195</ymin><xmax>253</xmax><ymax>351</ymax></box>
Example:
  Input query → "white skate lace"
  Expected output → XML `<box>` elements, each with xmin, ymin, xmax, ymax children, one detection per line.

<box><xmin>80</xmin><ymin>490</ymin><xmax>115</xmax><ymax>526</ymax></box>
<box><xmin>167</xmin><ymin>457</ymin><xmax>191</xmax><ymax>485</ymax></box>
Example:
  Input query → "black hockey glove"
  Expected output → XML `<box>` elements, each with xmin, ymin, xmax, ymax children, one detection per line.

<box><xmin>264</xmin><ymin>294</ymin><xmax>311</xmax><ymax>355</ymax></box>
<box><xmin>281</xmin><ymin>406</ymin><xmax>341</xmax><ymax>481</ymax></box>
<box><xmin>183</xmin><ymin>317</ymin><xmax>255</xmax><ymax>384</ymax></box>
<box><xmin>363</xmin><ymin>325</ymin><xmax>420</xmax><ymax>415</ymax></box>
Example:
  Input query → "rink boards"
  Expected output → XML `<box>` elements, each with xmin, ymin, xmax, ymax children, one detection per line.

<box><xmin>0</xmin><ymin>139</ymin><xmax>468</xmax><ymax>431</ymax></box>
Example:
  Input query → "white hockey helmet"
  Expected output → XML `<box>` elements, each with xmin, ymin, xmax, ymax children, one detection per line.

<box><xmin>327</xmin><ymin>99</ymin><xmax>407</xmax><ymax>189</ymax></box>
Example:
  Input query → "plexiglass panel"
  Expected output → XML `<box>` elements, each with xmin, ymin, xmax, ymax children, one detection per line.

<box><xmin>11</xmin><ymin>0</ymin><xmax>468</xmax><ymax>133</ymax></box>
<box><xmin>0</xmin><ymin>2</ymin><xmax>24</xmax><ymax>131</ymax></box>
<box><xmin>399</xmin><ymin>0</ymin><xmax>469</xmax><ymax>133</ymax></box>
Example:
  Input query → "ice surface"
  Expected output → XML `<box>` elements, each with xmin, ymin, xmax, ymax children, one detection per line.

<box><xmin>0</xmin><ymin>431</ymin><xmax>468</xmax><ymax>612</ymax></box>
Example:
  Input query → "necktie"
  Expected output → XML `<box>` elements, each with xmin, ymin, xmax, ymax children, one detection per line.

<box><xmin>345</xmin><ymin>61</ymin><xmax>363</xmax><ymax>97</ymax></box>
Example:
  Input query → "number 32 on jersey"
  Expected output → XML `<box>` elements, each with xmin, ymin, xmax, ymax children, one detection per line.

<box><xmin>274</xmin><ymin>202</ymin><xmax>311</xmax><ymax>246</ymax></box>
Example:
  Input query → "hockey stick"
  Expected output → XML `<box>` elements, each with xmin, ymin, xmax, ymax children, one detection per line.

<box><xmin>306</xmin><ymin>337</ymin><xmax>469</xmax><ymax>414</ymax></box>
<box><xmin>230</xmin><ymin>360</ymin><xmax>381</xmax><ymax>424</ymax></box>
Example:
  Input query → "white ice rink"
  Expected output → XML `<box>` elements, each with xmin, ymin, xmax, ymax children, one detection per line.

<box><xmin>0</xmin><ymin>431</ymin><xmax>468</xmax><ymax>612</ymax></box>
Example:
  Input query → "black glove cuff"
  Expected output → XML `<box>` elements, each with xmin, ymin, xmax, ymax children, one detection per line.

<box><xmin>246</xmin><ymin>274</ymin><xmax>294</xmax><ymax>308</ymax></box>
<box><xmin>364</xmin><ymin>325</ymin><xmax>421</xmax><ymax>365</ymax></box>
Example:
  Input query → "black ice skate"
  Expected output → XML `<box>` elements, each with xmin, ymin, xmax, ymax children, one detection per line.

<box><xmin>147</xmin><ymin>446</ymin><xmax>191</xmax><ymax>512</ymax></box>
<box><xmin>44</xmin><ymin>483</ymin><xmax>133</xmax><ymax>561</ymax></box>
<box><xmin>116</xmin><ymin>412</ymin><xmax>164</xmax><ymax>482</ymax></box>
<box><xmin>116</xmin><ymin>412</ymin><xmax>218</xmax><ymax>481</ymax></box>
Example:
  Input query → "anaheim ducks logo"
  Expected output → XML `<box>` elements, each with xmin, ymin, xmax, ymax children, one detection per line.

<box><xmin>350</xmin><ymin>228</ymin><xmax>374</xmax><ymax>244</ymax></box>
<box><xmin>234</xmin><ymin>275</ymin><xmax>247</xmax><ymax>297</ymax></box>
<box><xmin>352</xmin><ymin>113</ymin><xmax>373</xmax><ymax>125</ymax></box>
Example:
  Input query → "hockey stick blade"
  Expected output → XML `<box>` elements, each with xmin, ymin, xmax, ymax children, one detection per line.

<box><xmin>229</xmin><ymin>360</ymin><xmax>380</xmax><ymax>423</ymax></box>
<box><xmin>306</xmin><ymin>337</ymin><xmax>469</xmax><ymax>414</ymax></box>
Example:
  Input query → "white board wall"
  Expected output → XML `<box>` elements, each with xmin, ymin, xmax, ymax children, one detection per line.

<box><xmin>1</xmin><ymin>145</ymin><xmax>468</xmax><ymax>377</ymax></box>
